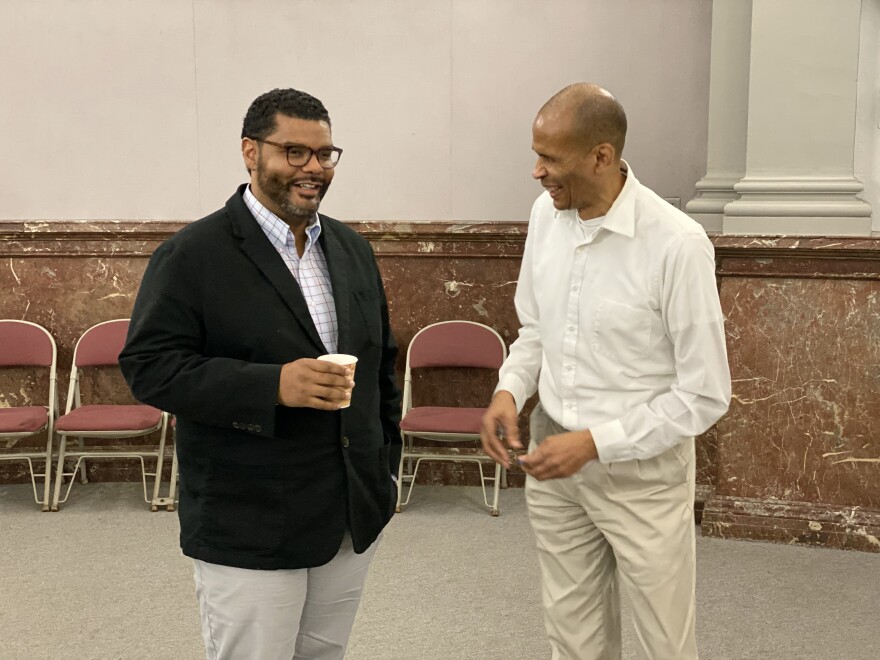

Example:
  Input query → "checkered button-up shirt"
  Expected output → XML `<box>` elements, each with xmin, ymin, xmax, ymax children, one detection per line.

<box><xmin>244</xmin><ymin>185</ymin><xmax>338</xmax><ymax>353</ymax></box>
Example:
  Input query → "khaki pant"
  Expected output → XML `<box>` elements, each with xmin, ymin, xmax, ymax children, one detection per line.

<box><xmin>526</xmin><ymin>403</ymin><xmax>697</xmax><ymax>660</ymax></box>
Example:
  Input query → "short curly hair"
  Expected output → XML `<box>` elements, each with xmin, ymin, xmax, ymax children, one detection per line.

<box><xmin>241</xmin><ymin>88</ymin><xmax>331</xmax><ymax>140</ymax></box>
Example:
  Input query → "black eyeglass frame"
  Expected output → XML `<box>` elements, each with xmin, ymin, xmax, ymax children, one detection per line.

<box><xmin>251</xmin><ymin>138</ymin><xmax>343</xmax><ymax>169</ymax></box>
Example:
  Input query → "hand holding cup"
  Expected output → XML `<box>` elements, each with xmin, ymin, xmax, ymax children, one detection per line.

<box><xmin>317</xmin><ymin>354</ymin><xmax>358</xmax><ymax>409</ymax></box>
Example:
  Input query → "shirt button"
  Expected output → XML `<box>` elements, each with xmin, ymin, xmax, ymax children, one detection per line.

<box><xmin>568</xmin><ymin>325</ymin><xmax>575</xmax><ymax>332</ymax></box>
<box><xmin>342</xmin><ymin>436</ymin><xmax>350</xmax><ymax>448</ymax></box>
<box><xmin>567</xmin><ymin>403</ymin><xmax>574</xmax><ymax>409</ymax></box>
<box><xmin>592</xmin><ymin>343</ymin><xmax>600</xmax><ymax>351</ymax></box>
<box><xmin>566</xmin><ymin>365</ymin><xmax>573</xmax><ymax>371</ymax></box>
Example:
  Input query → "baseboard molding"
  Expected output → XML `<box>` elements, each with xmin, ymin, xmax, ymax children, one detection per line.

<box><xmin>701</xmin><ymin>495</ymin><xmax>880</xmax><ymax>553</ymax></box>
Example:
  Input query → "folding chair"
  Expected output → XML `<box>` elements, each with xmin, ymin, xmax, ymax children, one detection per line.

<box><xmin>0</xmin><ymin>320</ymin><xmax>58</xmax><ymax>511</ymax></box>
<box><xmin>396</xmin><ymin>320</ymin><xmax>507</xmax><ymax>516</ymax></box>
<box><xmin>51</xmin><ymin>319</ymin><xmax>169</xmax><ymax>511</ymax></box>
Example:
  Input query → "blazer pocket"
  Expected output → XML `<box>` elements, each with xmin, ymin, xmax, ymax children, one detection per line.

<box><xmin>353</xmin><ymin>288</ymin><xmax>383</xmax><ymax>346</ymax></box>
<box><xmin>199</xmin><ymin>460</ymin><xmax>285</xmax><ymax>556</ymax></box>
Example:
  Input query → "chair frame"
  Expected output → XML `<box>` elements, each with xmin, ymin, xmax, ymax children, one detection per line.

<box><xmin>51</xmin><ymin>319</ymin><xmax>169</xmax><ymax>511</ymax></box>
<box><xmin>396</xmin><ymin>320</ymin><xmax>507</xmax><ymax>516</ymax></box>
<box><xmin>0</xmin><ymin>320</ymin><xmax>59</xmax><ymax>511</ymax></box>
<box><xmin>158</xmin><ymin>417</ymin><xmax>178</xmax><ymax>512</ymax></box>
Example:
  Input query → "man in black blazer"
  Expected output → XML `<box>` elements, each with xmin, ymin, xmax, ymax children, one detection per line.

<box><xmin>120</xmin><ymin>88</ymin><xmax>401</xmax><ymax>660</ymax></box>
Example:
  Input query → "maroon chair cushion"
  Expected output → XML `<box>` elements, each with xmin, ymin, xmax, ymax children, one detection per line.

<box><xmin>400</xmin><ymin>406</ymin><xmax>486</xmax><ymax>435</ymax></box>
<box><xmin>0</xmin><ymin>406</ymin><xmax>49</xmax><ymax>434</ymax></box>
<box><xmin>55</xmin><ymin>404</ymin><xmax>162</xmax><ymax>433</ymax></box>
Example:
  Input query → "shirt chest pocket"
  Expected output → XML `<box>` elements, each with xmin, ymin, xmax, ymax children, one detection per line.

<box><xmin>590</xmin><ymin>297</ymin><xmax>654</xmax><ymax>364</ymax></box>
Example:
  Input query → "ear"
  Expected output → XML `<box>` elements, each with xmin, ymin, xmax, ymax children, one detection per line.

<box><xmin>242</xmin><ymin>138</ymin><xmax>259</xmax><ymax>173</ymax></box>
<box><xmin>593</xmin><ymin>143</ymin><xmax>617</xmax><ymax>172</ymax></box>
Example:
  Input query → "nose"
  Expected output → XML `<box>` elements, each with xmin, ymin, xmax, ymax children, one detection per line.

<box><xmin>532</xmin><ymin>160</ymin><xmax>546</xmax><ymax>180</ymax></box>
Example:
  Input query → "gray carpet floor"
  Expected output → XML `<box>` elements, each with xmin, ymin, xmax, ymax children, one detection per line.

<box><xmin>1</xmin><ymin>481</ymin><xmax>878</xmax><ymax>659</ymax></box>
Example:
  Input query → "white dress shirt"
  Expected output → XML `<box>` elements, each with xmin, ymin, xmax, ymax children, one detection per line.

<box><xmin>244</xmin><ymin>185</ymin><xmax>338</xmax><ymax>353</ymax></box>
<box><xmin>496</xmin><ymin>162</ymin><xmax>731</xmax><ymax>463</ymax></box>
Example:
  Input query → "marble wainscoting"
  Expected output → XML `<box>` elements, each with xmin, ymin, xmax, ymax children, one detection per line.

<box><xmin>354</xmin><ymin>222</ymin><xmax>530</xmax><ymax>487</ymax></box>
<box><xmin>704</xmin><ymin>236</ymin><xmax>880</xmax><ymax>552</ymax></box>
<box><xmin>2</xmin><ymin>220</ymin><xmax>878</xmax><ymax>552</ymax></box>
<box><xmin>0</xmin><ymin>220</ymin><xmax>719</xmax><ymax>511</ymax></box>
<box><xmin>0</xmin><ymin>221</ymin><xmax>184</xmax><ymax>484</ymax></box>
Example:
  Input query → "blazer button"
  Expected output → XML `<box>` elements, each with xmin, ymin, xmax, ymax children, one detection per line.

<box><xmin>342</xmin><ymin>436</ymin><xmax>350</xmax><ymax>448</ymax></box>
<box><xmin>233</xmin><ymin>422</ymin><xmax>240</xmax><ymax>429</ymax></box>
<box><xmin>254</xmin><ymin>425</ymin><xmax>262</xmax><ymax>433</ymax></box>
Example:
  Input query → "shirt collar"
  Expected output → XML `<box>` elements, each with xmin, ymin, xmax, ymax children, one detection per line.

<box><xmin>556</xmin><ymin>159</ymin><xmax>637</xmax><ymax>239</ymax></box>
<box><xmin>243</xmin><ymin>184</ymin><xmax>322</xmax><ymax>251</ymax></box>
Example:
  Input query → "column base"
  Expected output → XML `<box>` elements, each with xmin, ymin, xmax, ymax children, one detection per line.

<box><xmin>723</xmin><ymin>176</ymin><xmax>873</xmax><ymax>235</ymax></box>
<box><xmin>686</xmin><ymin>175</ymin><xmax>742</xmax><ymax>233</ymax></box>
<box><xmin>723</xmin><ymin>215</ymin><xmax>873</xmax><ymax>235</ymax></box>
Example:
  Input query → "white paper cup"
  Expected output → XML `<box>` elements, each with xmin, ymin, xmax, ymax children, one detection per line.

<box><xmin>317</xmin><ymin>354</ymin><xmax>358</xmax><ymax>408</ymax></box>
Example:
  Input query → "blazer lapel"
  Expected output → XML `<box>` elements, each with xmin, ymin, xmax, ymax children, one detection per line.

<box><xmin>226</xmin><ymin>188</ymin><xmax>327</xmax><ymax>353</ymax></box>
<box><xmin>320</xmin><ymin>218</ymin><xmax>352</xmax><ymax>355</ymax></box>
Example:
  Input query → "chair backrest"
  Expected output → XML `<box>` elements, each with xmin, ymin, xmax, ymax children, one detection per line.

<box><xmin>73</xmin><ymin>319</ymin><xmax>130</xmax><ymax>367</ymax></box>
<box><xmin>408</xmin><ymin>321</ymin><xmax>506</xmax><ymax>370</ymax></box>
<box><xmin>0</xmin><ymin>320</ymin><xmax>56</xmax><ymax>367</ymax></box>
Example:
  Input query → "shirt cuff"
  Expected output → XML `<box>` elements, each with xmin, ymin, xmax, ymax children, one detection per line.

<box><xmin>494</xmin><ymin>377</ymin><xmax>529</xmax><ymax>414</ymax></box>
<box><xmin>589</xmin><ymin>419</ymin><xmax>629</xmax><ymax>463</ymax></box>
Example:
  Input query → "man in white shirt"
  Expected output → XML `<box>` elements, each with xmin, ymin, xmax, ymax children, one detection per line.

<box><xmin>481</xmin><ymin>83</ymin><xmax>731</xmax><ymax>659</ymax></box>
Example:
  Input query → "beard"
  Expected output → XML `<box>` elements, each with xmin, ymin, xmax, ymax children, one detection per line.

<box><xmin>254</xmin><ymin>156</ymin><xmax>331</xmax><ymax>222</ymax></box>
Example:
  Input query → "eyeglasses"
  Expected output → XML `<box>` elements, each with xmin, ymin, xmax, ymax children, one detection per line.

<box><xmin>253</xmin><ymin>138</ymin><xmax>343</xmax><ymax>169</ymax></box>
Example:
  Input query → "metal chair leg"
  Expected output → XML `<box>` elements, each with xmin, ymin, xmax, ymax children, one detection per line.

<box><xmin>166</xmin><ymin>444</ymin><xmax>179</xmax><ymax>512</ymax></box>
<box><xmin>149</xmin><ymin>415</ymin><xmax>169</xmax><ymax>511</ymax></box>
<box><xmin>50</xmin><ymin>435</ymin><xmax>67</xmax><ymax>511</ymax></box>
<box><xmin>395</xmin><ymin>447</ymin><xmax>405</xmax><ymax>513</ymax></box>
<box><xmin>40</xmin><ymin>433</ymin><xmax>53</xmax><ymax>512</ymax></box>
<box><xmin>76</xmin><ymin>437</ymin><xmax>88</xmax><ymax>484</ymax></box>
<box><xmin>490</xmin><ymin>461</ymin><xmax>501</xmax><ymax>517</ymax></box>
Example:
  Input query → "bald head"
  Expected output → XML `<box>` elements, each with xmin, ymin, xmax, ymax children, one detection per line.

<box><xmin>539</xmin><ymin>83</ymin><xmax>627</xmax><ymax>158</ymax></box>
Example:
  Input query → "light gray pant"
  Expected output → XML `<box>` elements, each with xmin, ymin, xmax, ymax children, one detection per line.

<box><xmin>527</xmin><ymin>403</ymin><xmax>697</xmax><ymax>660</ymax></box>
<box><xmin>193</xmin><ymin>532</ymin><xmax>380</xmax><ymax>660</ymax></box>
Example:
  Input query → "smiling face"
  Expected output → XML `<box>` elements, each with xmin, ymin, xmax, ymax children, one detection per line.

<box><xmin>242</xmin><ymin>113</ymin><xmax>335</xmax><ymax>224</ymax></box>
<box><xmin>530</xmin><ymin>109</ymin><xmax>601</xmax><ymax>216</ymax></box>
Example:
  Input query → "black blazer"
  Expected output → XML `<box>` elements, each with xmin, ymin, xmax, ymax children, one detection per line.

<box><xmin>119</xmin><ymin>185</ymin><xmax>401</xmax><ymax>570</ymax></box>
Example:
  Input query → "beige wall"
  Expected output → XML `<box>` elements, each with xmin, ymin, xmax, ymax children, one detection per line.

<box><xmin>0</xmin><ymin>0</ymin><xmax>711</xmax><ymax>222</ymax></box>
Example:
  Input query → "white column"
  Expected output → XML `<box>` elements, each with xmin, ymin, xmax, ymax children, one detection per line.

<box><xmin>855</xmin><ymin>0</ymin><xmax>880</xmax><ymax>235</ymax></box>
<box><xmin>723</xmin><ymin>0</ymin><xmax>872</xmax><ymax>235</ymax></box>
<box><xmin>686</xmin><ymin>0</ymin><xmax>753</xmax><ymax>233</ymax></box>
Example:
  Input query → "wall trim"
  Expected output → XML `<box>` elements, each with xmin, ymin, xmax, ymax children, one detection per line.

<box><xmin>702</xmin><ymin>495</ymin><xmax>880</xmax><ymax>552</ymax></box>
<box><xmin>4</xmin><ymin>220</ymin><xmax>880</xmax><ymax>259</ymax></box>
